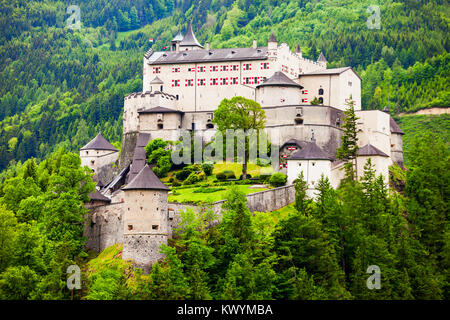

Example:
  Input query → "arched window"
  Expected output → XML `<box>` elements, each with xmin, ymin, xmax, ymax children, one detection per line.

<box><xmin>318</xmin><ymin>97</ymin><xmax>323</xmax><ymax>104</ymax></box>
<box><xmin>318</xmin><ymin>88</ymin><xmax>324</xmax><ymax>95</ymax></box>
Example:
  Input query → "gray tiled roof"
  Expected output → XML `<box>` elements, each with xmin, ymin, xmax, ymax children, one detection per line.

<box><xmin>81</xmin><ymin>133</ymin><xmax>118</xmax><ymax>152</ymax></box>
<box><xmin>89</xmin><ymin>190</ymin><xmax>111</xmax><ymax>202</ymax></box>
<box><xmin>317</xmin><ymin>51</ymin><xmax>327</xmax><ymax>62</ymax></box>
<box><xmin>257</xmin><ymin>71</ymin><xmax>303</xmax><ymax>88</ymax></box>
<box><xmin>281</xmin><ymin>139</ymin><xmax>309</xmax><ymax>150</ymax></box>
<box><xmin>172</xmin><ymin>31</ymin><xmax>183</xmax><ymax>42</ymax></box>
<box><xmin>269</xmin><ymin>32</ymin><xmax>277</xmax><ymax>42</ymax></box>
<box><xmin>358</xmin><ymin>144</ymin><xmax>389</xmax><ymax>157</ymax></box>
<box><xmin>390</xmin><ymin>116</ymin><xmax>404</xmax><ymax>135</ymax></box>
<box><xmin>288</xmin><ymin>142</ymin><xmax>332</xmax><ymax>160</ymax></box>
<box><xmin>122</xmin><ymin>164</ymin><xmax>169</xmax><ymax>191</ymax></box>
<box><xmin>138</xmin><ymin>106</ymin><xmax>184</xmax><ymax>114</ymax></box>
<box><xmin>127</xmin><ymin>133</ymin><xmax>151</xmax><ymax>183</ymax></box>
<box><xmin>179</xmin><ymin>22</ymin><xmax>203</xmax><ymax>48</ymax></box>
<box><xmin>147</xmin><ymin>47</ymin><xmax>268</xmax><ymax>65</ymax></box>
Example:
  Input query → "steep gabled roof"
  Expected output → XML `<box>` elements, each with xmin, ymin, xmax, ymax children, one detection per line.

<box><xmin>138</xmin><ymin>106</ymin><xmax>184</xmax><ymax>114</ymax></box>
<box><xmin>257</xmin><ymin>71</ymin><xmax>303</xmax><ymax>89</ymax></box>
<box><xmin>122</xmin><ymin>164</ymin><xmax>169</xmax><ymax>191</ymax></box>
<box><xmin>288</xmin><ymin>142</ymin><xmax>332</xmax><ymax>160</ymax></box>
<box><xmin>179</xmin><ymin>22</ymin><xmax>203</xmax><ymax>48</ymax></box>
<box><xmin>81</xmin><ymin>133</ymin><xmax>118</xmax><ymax>152</ymax></box>
<box><xmin>357</xmin><ymin>144</ymin><xmax>389</xmax><ymax>157</ymax></box>
<box><xmin>390</xmin><ymin>116</ymin><xmax>404</xmax><ymax>135</ymax></box>
<box><xmin>89</xmin><ymin>190</ymin><xmax>111</xmax><ymax>202</ymax></box>
<box><xmin>127</xmin><ymin>133</ymin><xmax>151</xmax><ymax>183</ymax></box>
<box><xmin>268</xmin><ymin>32</ymin><xmax>277</xmax><ymax>42</ymax></box>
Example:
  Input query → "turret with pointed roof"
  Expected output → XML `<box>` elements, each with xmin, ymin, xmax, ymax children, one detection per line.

<box><xmin>179</xmin><ymin>21</ymin><xmax>203</xmax><ymax>50</ymax></box>
<box><xmin>317</xmin><ymin>51</ymin><xmax>327</xmax><ymax>63</ymax></box>
<box><xmin>295</xmin><ymin>43</ymin><xmax>302</xmax><ymax>54</ymax></box>
<box><xmin>268</xmin><ymin>32</ymin><xmax>277</xmax><ymax>43</ymax></box>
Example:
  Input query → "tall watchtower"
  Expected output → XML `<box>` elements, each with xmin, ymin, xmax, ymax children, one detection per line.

<box><xmin>122</xmin><ymin>164</ymin><xmax>169</xmax><ymax>272</ymax></box>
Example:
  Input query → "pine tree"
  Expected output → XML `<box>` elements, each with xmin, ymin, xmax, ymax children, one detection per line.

<box><xmin>336</xmin><ymin>95</ymin><xmax>359</xmax><ymax>182</ymax></box>
<box><xmin>294</xmin><ymin>172</ymin><xmax>311</xmax><ymax>215</ymax></box>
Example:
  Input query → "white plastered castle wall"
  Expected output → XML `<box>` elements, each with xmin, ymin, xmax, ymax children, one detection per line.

<box><xmin>356</xmin><ymin>110</ymin><xmax>391</xmax><ymax>156</ymax></box>
<box><xmin>357</xmin><ymin>155</ymin><xmax>391</xmax><ymax>185</ymax></box>
<box><xmin>287</xmin><ymin>159</ymin><xmax>331</xmax><ymax>197</ymax></box>
<box><xmin>256</xmin><ymin>86</ymin><xmax>302</xmax><ymax>106</ymax></box>
<box><xmin>80</xmin><ymin>149</ymin><xmax>118</xmax><ymax>173</ymax></box>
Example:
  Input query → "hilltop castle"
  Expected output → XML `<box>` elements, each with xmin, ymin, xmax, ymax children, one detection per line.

<box><xmin>81</xmin><ymin>24</ymin><xmax>404</xmax><ymax>271</ymax></box>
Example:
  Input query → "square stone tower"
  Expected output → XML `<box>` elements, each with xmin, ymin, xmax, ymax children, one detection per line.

<box><xmin>122</xmin><ymin>164</ymin><xmax>169</xmax><ymax>272</ymax></box>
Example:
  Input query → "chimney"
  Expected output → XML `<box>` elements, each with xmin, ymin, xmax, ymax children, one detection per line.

<box><xmin>252</xmin><ymin>39</ymin><xmax>257</xmax><ymax>49</ymax></box>
<box><xmin>205</xmin><ymin>42</ymin><xmax>210</xmax><ymax>50</ymax></box>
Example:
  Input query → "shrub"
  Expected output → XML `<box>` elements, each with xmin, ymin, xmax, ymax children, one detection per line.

<box><xmin>223</xmin><ymin>170</ymin><xmax>236</xmax><ymax>179</ymax></box>
<box><xmin>183</xmin><ymin>172</ymin><xmax>200</xmax><ymax>185</ymax></box>
<box><xmin>239</xmin><ymin>173</ymin><xmax>252</xmax><ymax>180</ymax></box>
<box><xmin>259</xmin><ymin>173</ymin><xmax>272</xmax><ymax>183</ymax></box>
<box><xmin>269</xmin><ymin>172</ymin><xmax>287</xmax><ymax>187</ymax></box>
<box><xmin>172</xmin><ymin>180</ymin><xmax>181</xmax><ymax>187</ymax></box>
<box><xmin>198</xmin><ymin>172</ymin><xmax>206</xmax><ymax>181</ymax></box>
<box><xmin>176</xmin><ymin>167</ymin><xmax>194</xmax><ymax>181</ymax></box>
<box><xmin>216</xmin><ymin>172</ymin><xmax>226</xmax><ymax>180</ymax></box>
<box><xmin>193</xmin><ymin>187</ymin><xmax>226</xmax><ymax>193</ymax></box>
<box><xmin>202</xmin><ymin>163</ymin><xmax>214</xmax><ymax>176</ymax></box>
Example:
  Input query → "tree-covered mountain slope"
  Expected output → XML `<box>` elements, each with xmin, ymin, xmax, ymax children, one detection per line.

<box><xmin>0</xmin><ymin>0</ymin><xmax>448</xmax><ymax>170</ymax></box>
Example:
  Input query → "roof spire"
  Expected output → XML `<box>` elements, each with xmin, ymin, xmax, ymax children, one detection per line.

<box><xmin>317</xmin><ymin>51</ymin><xmax>327</xmax><ymax>63</ymax></box>
<box><xmin>295</xmin><ymin>43</ymin><xmax>302</xmax><ymax>53</ymax></box>
<box><xmin>179</xmin><ymin>21</ymin><xmax>203</xmax><ymax>48</ymax></box>
<box><xmin>268</xmin><ymin>32</ymin><xmax>277</xmax><ymax>42</ymax></box>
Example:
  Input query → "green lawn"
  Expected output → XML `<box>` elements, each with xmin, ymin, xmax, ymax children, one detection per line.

<box><xmin>168</xmin><ymin>184</ymin><xmax>269</xmax><ymax>204</ymax></box>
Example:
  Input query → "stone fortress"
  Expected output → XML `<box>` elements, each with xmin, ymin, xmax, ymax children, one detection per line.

<box><xmin>81</xmin><ymin>23</ymin><xmax>404</xmax><ymax>271</ymax></box>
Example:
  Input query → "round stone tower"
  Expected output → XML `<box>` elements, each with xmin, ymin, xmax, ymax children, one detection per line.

<box><xmin>80</xmin><ymin>132</ymin><xmax>118</xmax><ymax>175</ymax></box>
<box><xmin>122</xmin><ymin>164</ymin><xmax>169</xmax><ymax>272</ymax></box>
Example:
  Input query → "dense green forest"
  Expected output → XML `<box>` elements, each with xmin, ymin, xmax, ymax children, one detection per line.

<box><xmin>0</xmin><ymin>0</ymin><xmax>448</xmax><ymax>171</ymax></box>
<box><xmin>0</xmin><ymin>133</ymin><xmax>448</xmax><ymax>299</ymax></box>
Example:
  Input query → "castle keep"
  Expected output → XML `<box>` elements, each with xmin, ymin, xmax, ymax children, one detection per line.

<box><xmin>82</xmin><ymin>24</ymin><xmax>404</xmax><ymax>270</ymax></box>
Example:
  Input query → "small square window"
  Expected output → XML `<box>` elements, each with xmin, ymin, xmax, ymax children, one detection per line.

<box><xmin>128</xmin><ymin>225</ymin><xmax>133</xmax><ymax>230</ymax></box>
<box><xmin>152</xmin><ymin>225</ymin><xmax>159</xmax><ymax>230</ymax></box>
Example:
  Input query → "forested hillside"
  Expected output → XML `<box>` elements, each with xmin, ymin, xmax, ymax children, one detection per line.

<box><xmin>0</xmin><ymin>0</ymin><xmax>448</xmax><ymax>171</ymax></box>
